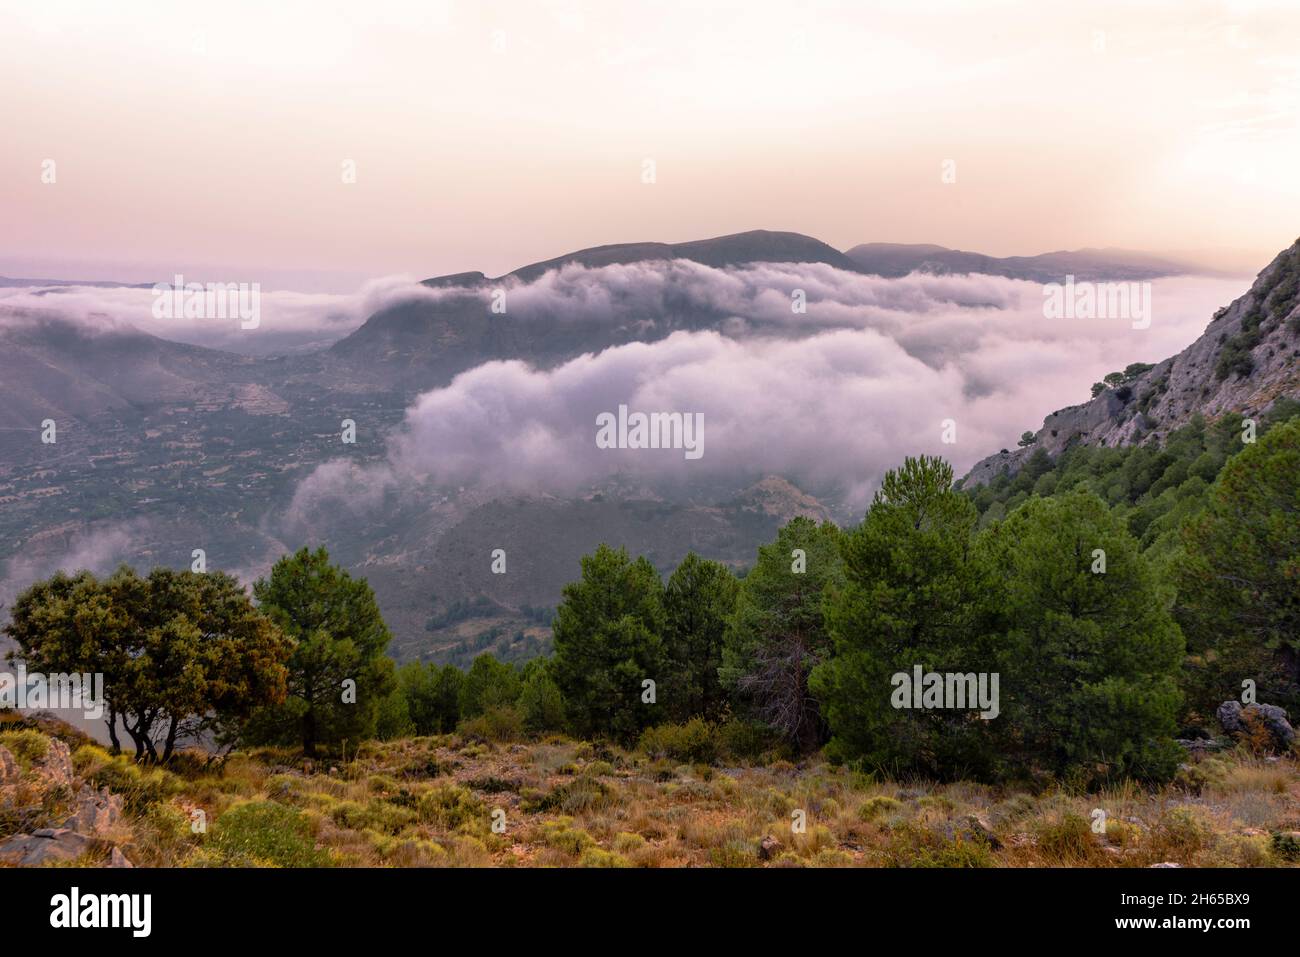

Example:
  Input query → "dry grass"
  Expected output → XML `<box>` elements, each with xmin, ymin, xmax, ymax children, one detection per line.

<box><xmin>4</xmin><ymin>728</ymin><xmax>1299</xmax><ymax>868</ymax></box>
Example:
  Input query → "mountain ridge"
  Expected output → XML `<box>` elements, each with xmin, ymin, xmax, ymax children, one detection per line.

<box><xmin>962</xmin><ymin>238</ymin><xmax>1300</xmax><ymax>487</ymax></box>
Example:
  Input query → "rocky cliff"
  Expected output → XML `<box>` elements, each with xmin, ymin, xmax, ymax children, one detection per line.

<box><xmin>963</xmin><ymin>239</ymin><xmax>1300</xmax><ymax>487</ymax></box>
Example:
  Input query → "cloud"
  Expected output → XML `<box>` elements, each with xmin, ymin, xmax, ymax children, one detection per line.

<box><xmin>0</xmin><ymin>276</ymin><xmax>442</xmax><ymax>355</ymax></box>
<box><xmin>0</xmin><ymin>519</ymin><xmax>152</xmax><ymax>611</ymax></box>
<box><xmin>287</xmin><ymin>263</ymin><xmax>1245</xmax><ymax>513</ymax></box>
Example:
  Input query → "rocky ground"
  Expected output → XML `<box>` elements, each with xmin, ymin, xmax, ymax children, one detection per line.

<box><xmin>1</xmin><ymin>708</ymin><xmax>1297</xmax><ymax>868</ymax></box>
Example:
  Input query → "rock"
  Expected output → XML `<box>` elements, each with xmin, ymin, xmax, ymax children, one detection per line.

<box><xmin>0</xmin><ymin>745</ymin><xmax>18</xmax><ymax>784</ymax></box>
<box><xmin>0</xmin><ymin>828</ymin><xmax>97</xmax><ymax>866</ymax></box>
<box><xmin>62</xmin><ymin>786</ymin><xmax>124</xmax><ymax>836</ymax></box>
<box><xmin>964</xmin><ymin>814</ymin><xmax>1003</xmax><ymax>850</ymax></box>
<box><xmin>1217</xmin><ymin>700</ymin><xmax>1295</xmax><ymax>752</ymax></box>
<box><xmin>108</xmin><ymin>846</ymin><xmax>134</xmax><ymax>868</ymax></box>
<box><xmin>36</xmin><ymin>738</ymin><xmax>75</xmax><ymax>791</ymax></box>
<box><xmin>757</xmin><ymin>835</ymin><xmax>783</xmax><ymax>861</ymax></box>
<box><xmin>1150</xmin><ymin>861</ymin><xmax>1182</xmax><ymax>868</ymax></box>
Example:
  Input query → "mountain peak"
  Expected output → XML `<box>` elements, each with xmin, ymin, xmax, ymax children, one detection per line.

<box><xmin>422</xmin><ymin>229</ymin><xmax>857</xmax><ymax>285</ymax></box>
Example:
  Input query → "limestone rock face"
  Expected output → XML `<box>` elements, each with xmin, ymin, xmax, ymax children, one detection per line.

<box><xmin>962</xmin><ymin>241</ymin><xmax>1300</xmax><ymax>488</ymax></box>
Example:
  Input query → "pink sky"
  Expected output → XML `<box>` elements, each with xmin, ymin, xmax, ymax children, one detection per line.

<box><xmin>3</xmin><ymin>0</ymin><xmax>1298</xmax><ymax>290</ymax></box>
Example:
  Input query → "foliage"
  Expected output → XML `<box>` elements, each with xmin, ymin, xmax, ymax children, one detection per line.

<box><xmin>721</xmin><ymin>517</ymin><xmax>844</xmax><ymax>750</ymax></box>
<box><xmin>5</xmin><ymin>566</ymin><xmax>290</xmax><ymax>761</ymax></box>
<box><xmin>551</xmin><ymin>545</ymin><xmax>666</xmax><ymax>741</ymax></box>
<box><xmin>248</xmin><ymin>547</ymin><xmax>394</xmax><ymax>756</ymax></box>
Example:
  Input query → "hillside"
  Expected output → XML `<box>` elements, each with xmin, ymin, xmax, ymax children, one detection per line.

<box><xmin>963</xmin><ymin>239</ymin><xmax>1300</xmax><ymax>487</ymax></box>
<box><xmin>845</xmin><ymin>243</ymin><xmax>1198</xmax><ymax>282</ymax></box>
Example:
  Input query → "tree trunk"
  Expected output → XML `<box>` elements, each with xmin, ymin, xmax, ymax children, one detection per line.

<box><xmin>105</xmin><ymin>708</ymin><xmax>121</xmax><ymax>755</ymax></box>
<box><xmin>162</xmin><ymin>714</ymin><xmax>180</xmax><ymax>762</ymax></box>
<box><xmin>303</xmin><ymin>704</ymin><xmax>317</xmax><ymax>757</ymax></box>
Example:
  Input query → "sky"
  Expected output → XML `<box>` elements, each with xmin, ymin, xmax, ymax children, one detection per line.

<box><xmin>2</xmin><ymin>0</ymin><xmax>1298</xmax><ymax>289</ymax></box>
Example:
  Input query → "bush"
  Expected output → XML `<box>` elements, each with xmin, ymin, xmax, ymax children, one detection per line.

<box><xmin>638</xmin><ymin>719</ymin><xmax>718</xmax><ymax>764</ymax></box>
<box><xmin>1037</xmin><ymin>813</ymin><xmax>1099</xmax><ymax>863</ymax></box>
<box><xmin>858</xmin><ymin>795</ymin><xmax>903</xmax><ymax>821</ymax></box>
<box><xmin>524</xmin><ymin>775</ymin><xmax>618</xmax><ymax>814</ymax></box>
<box><xmin>210</xmin><ymin>801</ymin><xmax>332</xmax><ymax>867</ymax></box>
<box><xmin>76</xmin><ymin>747</ymin><xmax>179</xmax><ymax>812</ymax></box>
<box><xmin>716</xmin><ymin>718</ymin><xmax>780</xmax><ymax>763</ymax></box>
<box><xmin>883</xmin><ymin>821</ymin><xmax>995</xmax><ymax>868</ymax></box>
<box><xmin>579</xmin><ymin>847</ymin><xmax>631</xmax><ymax>868</ymax></box>
<box><xmin>417</xmin><ymin>783</ymin><xmax>484</xmax><ymax>831</ymax></box>
<box><xmin>540</xmin><ymin>819</ymin><xmax>595</xmax><ymax>855</ymax></box>
<box><xmin>1270</xmin><ymin>831</ymin><xmax>1300</xmax><ymax>862</ymax></box>
<box><xmin>458</xmin><ymin>706</ymin><xmax>525</xmax><ymax>743</ymax></box>
<box><xmin>0</xmin><ymin>730</ymin><xmax>49</xmax><ymax>767</ymax></box>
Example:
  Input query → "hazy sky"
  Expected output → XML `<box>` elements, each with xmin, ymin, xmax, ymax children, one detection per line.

<box><xmin>3</xmin><ymin>0</ymin><xmax>1298</xmax><ymax>289</ymax></box>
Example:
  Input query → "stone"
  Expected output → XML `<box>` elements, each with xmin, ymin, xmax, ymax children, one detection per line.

<box><xmin>0</xmin><ymin>828</ymin><xmax>97</xmax><ymax>866</ymax></box>
<box><xmin>964</xmin><ymin>814</ymin><xmax>1003</xmax><ymax>850</ymax></box>
<box><xmin>757</xmin><ymin>835</ymin><xmax>783</xmax><ymax>861</ymax></box>
<box><xmin>108</xmin><ymin>846</ymin><xmax>134</xmax><ymax>868</ymax></box>
<box><xmin>1217</xmin><ymin>700</ymin><xmax>1295</xmax><ymax>752</ymax></box>
<box><xmin>62</xmin><ymin>787</ymin><xmax>124</xmax><ymax>837</ymax></box>
<box><xmin>36</xmin><ymin>738</ymin><xmax>75</xmax><ymax>791</ymax></box>
<box><xmin>1149</xmin><ymin>861</ymin><xmax>1182</xmax><ymax>868</ymax></box>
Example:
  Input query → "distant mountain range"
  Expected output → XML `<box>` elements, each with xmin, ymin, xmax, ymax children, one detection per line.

<box><xmin>843</xmin><ymin>242</ymin><xmax>1204</xmax><ymax>283</ymax></box>
<box><xmin>0</xmin><ymin>229</ymin><xmax>1285</xmax><ymax>666</ymax></box>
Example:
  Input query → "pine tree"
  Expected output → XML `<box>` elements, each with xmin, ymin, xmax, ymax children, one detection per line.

<box><xmin>811</xmin><ymin>456</ymin><xmax>994</xmax><ymax>776</ymax></box>
<box><xmin>662</xmin><ymin>553</ymin><xmax>739</xmax><ymax>721</ymax></box>
<box><xmin>249</xmin><ymin>547</ymin><xmax>394</xmax><ymax>756</ymax></box>
<box><xmin>722</xmin><ymin>517</ymin><xmax>843</xmax><ymax>750</ymax></box>
<box><xmin>980</xmin><ymin>490</ymin><xmax>1184</xmax><ymax>783</ymax></box>
<box><xmin>1176</xmin><ymin>417</ymin><xmax>1300</xmax><ymax>716</ymax></box>
<box><xmin>551</xmin><ymin>545</ymin><xmax>666</xmax><ymax>740</ymax></box>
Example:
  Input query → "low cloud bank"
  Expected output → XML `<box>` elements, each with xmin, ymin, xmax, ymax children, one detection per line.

<box><xmin>288</xmin><ymin>266</ymin><xmax>1244</xmax><ymax>514</ymax></box>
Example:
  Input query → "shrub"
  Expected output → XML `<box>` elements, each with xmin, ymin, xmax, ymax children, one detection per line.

<box><xmin>710</xmin><ymin>839</ymin><xmax>760</xmax><ymax>868</ymax></box>
<box><xmin>883</xmin><ymin>821</ymin><xmax>995</xmax><ymax>868</ymax></box>
<box><xmin>858</xmin><ymin>795</ymin><xmax>903</xmax><ymax>822</ymax></box>
<box><xmin>540</xmin><ymin>819</ymin><xmax>595</xmax><ymax>855</ymax></box>
<box><xmin>210</xmin><ymin>801</ymin><xmax>331</xmax><ymax>867</ymax></box>
<box><xmin>0</xmin><ymin>730</ymin><xmax>50</xmax><ymax>767</ymax></box>
<box><xmin>77</xmin><ymin>748</ymin><xmax>179</xmax><ymax>812</ymax></box>
<box><xmin>1270</xmin><ymin>831</ymin><xmax>1300</xmax><ymax>862</ymax></box>
<box><xmin>458</xmin><ymin>706</ymin><xmax>525</xmax><ymax>743</ymax></box>
<box><xmin>579</xmin><ymin>847</ymin><xmax>631</xmax><ymax>867</ymax></box>
<box><xmin>612</xmin><ymin>832</ymin><xmax>646</xmax><ymax>853</ymax></box>
<box><xmin>716</xmin><ymin>718</ymin><xmax>780</xmax><ymax>763</ymax></box>
<box><xmin>524</xmin><ymin>775</ymin><xmax>618</xmax><ymax>814</ymax></box>
<box><xmin>417</xmin><ymin>783</ymin><xmax>484</xmax><ymax>831</ymax></box>
<box><xmin>1037</xmin><ymin>813</ymin><xmax>1098</xmax><ymax>863</ymax></box>
<box><xmin>638</xmin><ymin>719</ymin><xmax>718</xmax><ymax>764</ymax></box>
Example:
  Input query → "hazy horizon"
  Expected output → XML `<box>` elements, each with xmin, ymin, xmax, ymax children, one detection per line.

<box><xmin>4</xmin><ymin>0</ymin><xmax>1298</xmax><ymax>290</ymax></box>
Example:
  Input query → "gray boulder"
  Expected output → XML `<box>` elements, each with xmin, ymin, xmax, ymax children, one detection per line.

<box><xmin>1217</xmin><ymin>700</ymin><xmax>1295</xmax><ymax>752</ymax></box>
<box><xmin>0</xmin><ymin>828</ymin><xmax>97</xmax><ymax>866</ymax></box>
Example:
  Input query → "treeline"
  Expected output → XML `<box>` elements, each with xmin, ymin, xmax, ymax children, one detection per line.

<box><xmin>377</xmin><ymin>414</ymin><xmax>1299</xmax><ymax>786</ymax></box>
<box><xmin>5</xmin><ymin>416</ymin><xmax>1296</xmax><ymax>789</ymax></box>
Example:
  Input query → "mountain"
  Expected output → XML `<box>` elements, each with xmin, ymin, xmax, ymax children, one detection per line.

<box><xmin>330</xmin><ymin>230</ymin><xmax>858</xmax><ymax>390</ymax></box>
<box><xmin>844</xmin><ymin>243</ymin><xmax>1199</xmax><ymax>282</ymax></box>
<box><xmin>962</xmin><ymin>239</ymin><xmax>1300</xmax><ymax>487</ymax></box>
<box><xmin>0</xmin><ymin>313</ymin><xmax>265</xmax><ymax>430</ymax></box>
